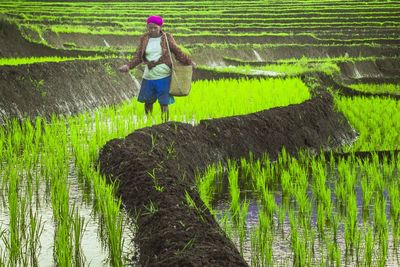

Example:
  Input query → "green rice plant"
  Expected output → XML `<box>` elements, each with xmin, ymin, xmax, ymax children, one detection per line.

<box><xmin>51</xmin><ymin>177</ymin><xmax>73</xmax><ymax>266</ymax></box>
<box><xmin>350</xmin><ymin>83</ymin><xmax>400</xmax><ymax>95</ymax></box>
<box><xmin>206</xmin><ymin>59</ymin><xmax>340</xmax><ymax>76</ymax></box>
<box><xmin>250</xmin><ymin>160</ymin><xmax>263</xmax><ymax>192</ymax></box>
<box><xmin>185</xmin><ymin>191</ymin><xmax>202</xmax><ymax>214</ymax></box>
<box><xmin>53</xmin><ymin>218</ymin><xmax>73</xmax><ymax>267</ymax></box>
<box><xmin>388</xmin><ymin>180</ymin><xmax>400</xmax><ymax>223</ymax></box>
<box><xmin>294</xmin><ymin>188</ymin><xmax>311</xmax><ymax>221</ymax></box>
<box><xmin>28</xmin><ymin>209</ymin><xmax>43</xmax><ymax>266</ymax></box>
<box><xmin>0</xmin><ymin>56</ymin><xmax>117</xmax><ymax>66</ymax></box>
<box><xmin>277</xmin><ymin>147</ymin><xmax>289</xmax><ymax>172</ymax></box>
<box><xmin>392</xmin><ymin>215</ymin><xmax>400</xmax><ymax>250</ymax></box>
<box><xmin>289</xmin><ymin>209</ymin><xmax>307</xmax><ymax>267</ymax></box>
<box><xmin>335</xmin><ymin>96</ymin><xmax>400</xmax><ymax>151</ymax></box>
<box><xmin>373</xmin><ymin>194</ymin><xmax>388</xmax><ymax>265</ymax></box>
<box><xmin>196</xmin><ymin>164</ymin><xmax>218</xmax><ymax>211</ymax></box>
<box><xmin>317</xmin><ymin>203</ymin><xmax>325</xmax><ymax>238</ymax></box>
<box><xmin>363</xmin><ymin>224</ymin><xmax>374</xmax><ymax>267</ymax></box>
<box><xmin>280</xmin><ymin>170</ymin><xmax>293</xmax><ymax>198</ymax></box>
<box><xmin>228</xmin><ymin>160</ymin><xmax>240</xmax><ymax>221</ymax></box>
<box><xmin>328</xmin><ymin>240</ymin><xmax>341</xmax><ymax>267</ymax></box>
<box><xmin>5</xmin><ymin>172</ymin><xmax>25</xmax><ymax>266</ymax></box>
<box><xmin>311</xmin><ymin>158</ymin><xmax>332</xmax><ymax>223</ymax></box>
<box><xmin>382</xmin><ymin>154</ymin><xmax>395</xmax><ymax>181</ymax></box>
<box><xmin>344</xmin><ymin>192</ymin><xmax>358</xmax><ymax>254</ymax></box>
<box><xmin>240</xmin><ymin>156</ymin><xmax>252</xmax><ymax>182</ymax></box>
<box><xmin>90</xmin><ymin>170</ymin><xmax>124</xmax><ymax>266</ymax></box>
<box><xmin>250</xmin><ymin>209</ymin><xmax>273</xmax><ymax>267</ymax></box>
<box><xmin>174</xmin><ymin>78</ymin><xmax>310</xmax><ymax>122</ymax></box>
<box><xmin>147</xmin><ymin>169</ymin><xmax>164</xmax><ymax>193</ymax></box>
<box><xmin>276</xmin><ymin>202</ymin><xmax>287</xmax><ymax>234</ymax></box>
<box><xmin>71</xmin><ymin>206</ymin><xmax>86</xmax><ymax>266</ymax></box>
<box><xmin>260</xmin><ymin>185</ymin><xmax>276</xmax><ymax>221</ymax></box>
<box><xmin>237</xmin><ymin>199</ymin><xmax>249</xmax><ymax>256</ymax></box>
<box><xmin>218</xmin><ymin>212</ymin><xmax>233</xmax><ymax>241</ymax></box>
<box><xmin>360</xmin><ymin>169</ymin><xmax>374</xmax><ymax>215</ymax></box>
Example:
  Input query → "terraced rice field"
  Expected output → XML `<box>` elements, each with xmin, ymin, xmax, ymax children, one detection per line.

<box><xmin>0</xmin><ymin>0</ymin><xmax>399</xmax><ymax>265</ymax></box>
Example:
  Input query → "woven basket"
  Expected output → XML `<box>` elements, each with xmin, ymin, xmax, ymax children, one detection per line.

<box><xmin>165</xmin><ymin>33</ymin><xmax>193</xmax><ymax>97</ymax></box>
<box><xmin>169</xmin><ymin>61</ymin><xmax>193</xmax><ymax>96</ymax></box>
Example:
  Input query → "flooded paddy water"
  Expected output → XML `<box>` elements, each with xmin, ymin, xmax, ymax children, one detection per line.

<box><xmin>0</xmin><ymin>77</ymin><xmax>312</xmax><ymax>265</ymax></box>
<box><xmin>201</xmin><ymin>151</ymin><xmax>400</xmax><ymax>266</ymax></box>
<box><xmin>0</xmin><ymin>148</ymin><xmax>137</xmax><ymax>266</ymax></box>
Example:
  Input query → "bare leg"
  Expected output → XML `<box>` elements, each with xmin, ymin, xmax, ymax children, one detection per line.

<box><xmin>160</xmin><ymin>104</ymin><xmax>169</xmax><ymax>122</ymax></box>
<box><xmin>145</xmin><ymin>103</ymin><xmax>153</xmax><ymax>115</ymax></box>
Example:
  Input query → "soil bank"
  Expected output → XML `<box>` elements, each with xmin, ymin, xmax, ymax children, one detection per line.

<box><xmin>99</xmin><ymin>92</ymin><xmax>356</xmax><ymax>266</ymax></box>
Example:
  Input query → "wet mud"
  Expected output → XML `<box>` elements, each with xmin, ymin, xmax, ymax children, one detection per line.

<box><xmin>99</xmin><ymin>90</ymin><xmax>356</xmax><ymax>266</ymax></box>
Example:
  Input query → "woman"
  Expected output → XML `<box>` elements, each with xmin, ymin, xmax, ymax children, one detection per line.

<box><xmin>119</xmin><ymin>15</ymin><xmax>196</xmax><ymax>122</ymax></box>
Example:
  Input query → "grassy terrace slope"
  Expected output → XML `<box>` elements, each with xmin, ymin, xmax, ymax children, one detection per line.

<box><xmin>1</xmin><ymin>0</ymin><xmax>398</xmax><ymax>59</ymax></box>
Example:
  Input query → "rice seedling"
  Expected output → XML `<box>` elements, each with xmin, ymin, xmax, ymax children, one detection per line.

<box><xmin>350</xmin><ymin>83</ymin><xmax>400</xmax><ymax>95</ymax></box>
<box><xmin>280</xmin><ymin>170</ymin><xmax>293</xmax><ymax>198</ymax></box>
<box><xmin>0</xmin><ymin>56</ymin><xmax>117</xmax><ymax>66</ymax></box>
<box><xmin>237</xmin><ymin>199</ymin><xmax>249</xmax><ymax>256</ymax></box>
<box><xmin>5</xmin><ymin>171</ymin><xmax>25</xmax><ymax>266</ymax></box>
<box><xmin>228</xmin><ymin>160</ymin><xmax>240</xmax><ymax>221</ymax></box>
<box><xmin>328</xmin><ymin>240</ymin><xmax>341</xmax><ymax>267</ymax></box>
<box><xmin>343</xmin><ymin>188</ymin><xmax>358</xmax><ymax>256</ymax></box>
<box><xmin>335</xmin><ymin>96</ymin><xmax>400</xmax><ymax>151</ymax></box>
<box><xmin>388</xmin><ymin>180</ymin><xmax>400</xmax><ymax>222</ymax></box>
<box><xmin>250</xmin><ymin>209</ymin><xmax>273</xmax><ymax>267</ymax></box>
<box><xmin>260</xmin><ymin>186</ymin><xmax>276</xmax><ymax>221</ymax></box>
<box><xmin>289</xmin><ymin>209</ymin><xmax>307</xmax><ymax>267</ymax></box>
<box><xmin>364</xmin><ymin>224</ymin><xmax>374</xmax><ymax>267</ymax></box>
<box><xmin>195</xmin><ymin>164</ymin><xmax>217</xmax><ymax>211</ymax></box>
<box><xmin>374</xmin><ymin>194</ymin><xmax>389</xmax><ymax>266</ymax></box>
<box><xmin>71</xmin><ymin>205</ymin><xmax>86</xmax><ymax>266</ymax></box>
<box><xmin>28</xmin><ymin>209</ymin><xmax>43</xmax><ymax>266</ymax></box>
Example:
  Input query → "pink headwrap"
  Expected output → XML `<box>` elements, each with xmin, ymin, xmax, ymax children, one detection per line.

<box><xmin>147</xmin><ymin>15</ymin><xmax>163</xmax><ymax>26</ymax></box>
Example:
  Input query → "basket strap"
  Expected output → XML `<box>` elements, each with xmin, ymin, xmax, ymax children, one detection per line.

<box><xmin>164</xmin><ymin>33</ymin><xmax>175</xmax><ymax>70</ymax></box>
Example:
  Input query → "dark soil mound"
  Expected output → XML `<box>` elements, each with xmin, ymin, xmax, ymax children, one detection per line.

<box><xmin>99</xmin><ymin>92</ymin><xmax>356</xmax><ymax>266</ymax></box>
<box><xmin>0</xmin><ymin>17</ymin><xmax>96</xmax><ymax>58</ymax></box>
<box><xmin>0</xmin><ymin>59</ymin><xmax>138</xmax><ymax>124</ymax></box>
<box><xmin>338</xmin><ymin>58</ymin><xmax>400</xmax><ymax>83</ymax></box>
<box><xmin>307</xmin><ymin>72</ymin><xmax>400</xmax><ymax>100</ymax></box>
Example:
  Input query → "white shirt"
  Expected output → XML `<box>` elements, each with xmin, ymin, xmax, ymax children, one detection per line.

<box><xmin>142</xmin><ymin>36</ymin><xmax>171</xmax><ymax>80</ymax></box>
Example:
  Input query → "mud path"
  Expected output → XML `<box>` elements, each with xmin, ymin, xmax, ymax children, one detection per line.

<box><xmin>99</xmin><ymin>91</ymin><xmax>356</xmax><ymax>266</ymax></box>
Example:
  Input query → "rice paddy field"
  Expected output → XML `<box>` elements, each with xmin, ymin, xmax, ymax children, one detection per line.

<box><xmin>0</xmin><ymin>0</ymin><xmax>399</xmax><ymax>266</ymax></box>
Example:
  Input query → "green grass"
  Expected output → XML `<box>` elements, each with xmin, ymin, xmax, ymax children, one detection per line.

<box><xmin>349</xmin><ymin>83</ymin><xmax>400</xmax><ymax>95</ymax></box>
<box><xmin>335</xmin><ymin>95</ymin><xmax>400</xmax><ymax>151</ymax></box>
<box><xmin>0</xmin><ymin>56</ymin><xmax>117</xmax><ymax>66</ymax></box>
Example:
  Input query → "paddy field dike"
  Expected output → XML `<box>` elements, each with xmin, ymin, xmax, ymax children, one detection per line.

<box><xmin>0</xmin><ymin>0</ymin><xmax>399</xmax><ymax>266</ymax></box>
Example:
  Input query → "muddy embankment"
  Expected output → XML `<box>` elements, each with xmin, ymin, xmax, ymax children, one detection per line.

<box><xmin>24</xmin><ymin>28</ymin><xmax>399</xmax><ymax>65</ymax></box>
<box><xmin>1</xmin><ymin>18</ymin><xmax>140</xmax><ymax>124</ymax></box>
<box><xmin>99</xmin><ymin>88</ymin><xmax>357</xmax><ymax>266</ymax></box>
<box><xmin>0</xmin><ymin>59</ymin><xmax>139</xmax><ymax>124</ymax></box>
<box><xmin>0</xmin><ymin>18</ymin><xmax>98</xmax><ymax>58</ymax></box>
<box><xmin>40</xmin><ymin>29</ymin><xmax>400</xmax><ymax>49</ymax></box>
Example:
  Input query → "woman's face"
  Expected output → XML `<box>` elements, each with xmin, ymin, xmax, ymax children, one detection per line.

<box><xmin>147</xmin><ymin>23</ymin><xmax>161</xmax><ymax>37</ymax></box>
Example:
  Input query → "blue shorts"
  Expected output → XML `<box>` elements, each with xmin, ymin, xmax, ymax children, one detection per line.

<box><xmin>137</xmin><ymin>76</ymin><xmax>175</xmax><ymax>105</ymax></box>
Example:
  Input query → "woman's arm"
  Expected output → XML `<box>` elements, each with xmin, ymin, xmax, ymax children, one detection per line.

<box><xmin>127</xmin><ymin>35</ymin><xmax>146</xmax><ymax>69</ymax></box>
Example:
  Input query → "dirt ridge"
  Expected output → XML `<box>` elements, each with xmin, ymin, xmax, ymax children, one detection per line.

<box><xmin>0</xmin><ymin>18</ymin><xmax>96</xmax><ymax>58</ymax></box>
<box><xmin>99</xmin><ymin>91</ymin><xmax>356</xmax><ymax>266</ymax></box>
<box><xmin>0</xmin><ymin>59</ymin><xmax>138</xmax><ymax>124</ymax></box>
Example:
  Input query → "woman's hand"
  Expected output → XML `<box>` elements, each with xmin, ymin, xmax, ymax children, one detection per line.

<box><xmin>191</xmin><ymin>62</ymin><xmax>197</xmax><ymax>69</ymax></box>
<box><xmin>118</xmin><ymin>65</ymin><xmax>130</xmax><ymax>73</ymax></box>
<box><xmin>146</xmin><ymin>61</ymin><xmax>157</xmax><ymax>70</ymax></box>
